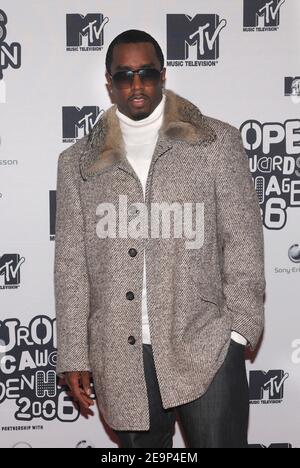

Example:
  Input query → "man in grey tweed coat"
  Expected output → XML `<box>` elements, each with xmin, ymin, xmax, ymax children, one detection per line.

<box><xmin>54</xmin><ymin>30</ymin><xmax>266</xmax><ymax>448</ymax></box>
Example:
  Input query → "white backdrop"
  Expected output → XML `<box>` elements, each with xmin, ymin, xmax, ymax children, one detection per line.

<box><xmin>0</xmin><ymin>0</ymin><xmax>300</xmax><ymax>449</ymax></box>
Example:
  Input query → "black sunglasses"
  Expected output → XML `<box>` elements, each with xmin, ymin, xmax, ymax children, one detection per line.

<box><xmin>110</xmin><ymin>68</ymin><xmax>163</xmax><ymax>89</ymax></box>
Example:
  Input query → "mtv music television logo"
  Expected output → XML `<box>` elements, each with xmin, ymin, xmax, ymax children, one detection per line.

<box><xmin>0</xmin><ymin>254</ymin><xmax>25</xmax><ymax>289</ymax></box>
<box><xmin>66</xmin><ymin>13</ymin><xmax>109</xmax><ymax>51</ymax></box>
<box><xmin>243</xmin><ymin>0</ymin><xmax>286</xmax><ymax>31</ymax></box>
<box><xmin>249</xmin><ymin>370</ymin><xmax>289</xmax><ymax>404</ymax></box>
<box><xmin>62</xmin><ymin>106</ymin><xmax>101</xmax><ymax>143</ymax></box>
<box><xmin>167</xmin><ymin>14</ymin><xmax>227</xmax><ymax>68</ymax></box>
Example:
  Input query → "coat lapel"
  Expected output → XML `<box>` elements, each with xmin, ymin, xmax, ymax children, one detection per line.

<box><xmin>79</xmin><ymin>89</ymin><xmax>217</xmax><ymax>181</ymax></box>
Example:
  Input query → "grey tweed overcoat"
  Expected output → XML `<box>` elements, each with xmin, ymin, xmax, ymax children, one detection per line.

<box><xmin>54</xmin><ymin>89</ymin><xmax>266</xmax><ymax>431</ymax></box>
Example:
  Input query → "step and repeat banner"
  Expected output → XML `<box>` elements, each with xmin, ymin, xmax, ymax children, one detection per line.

<box><xmin>0</xmin><ymin>0</ymin><xmax>299</xmax><ymax>448</ymax></box>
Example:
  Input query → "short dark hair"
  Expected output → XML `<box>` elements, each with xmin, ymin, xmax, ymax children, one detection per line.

<box><xmin>105</xmin><ymin>29</ymin><xmax>164</xmax><ymax>74</ymax></box>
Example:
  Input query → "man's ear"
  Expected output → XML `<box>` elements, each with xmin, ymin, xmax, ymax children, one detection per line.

<box><xmin>105</xmin><ymin>70</ymin><xmax>112</xmax><ymax>84</ymax></box>
<box><xmin>105</xmin><ymin>71</ymin><xmax>113</xmax><ymax>96</ymax></box>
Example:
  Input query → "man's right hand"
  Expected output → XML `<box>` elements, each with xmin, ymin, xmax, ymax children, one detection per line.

<box><xmin>64</xmin><ymin>371</ymin><xmax>94</xmax><ymax>416</ymax></box>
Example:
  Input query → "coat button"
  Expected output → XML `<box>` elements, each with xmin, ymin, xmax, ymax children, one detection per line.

<box><xmin>126</xmin><ymin>291</ymin><xmax>135</xmax><ymax>301</ymax></box>
<box><xmin>128</xmin><ymin>248</ymin><xmax>137</xmax><ymax>257</ymax></box>
<box><xmin>128</xmin><ymin>335</ymin><xmax>136</xmax><ymax>345</ymax></box>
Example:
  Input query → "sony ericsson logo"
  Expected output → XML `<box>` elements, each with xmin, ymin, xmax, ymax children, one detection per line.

<box><xmin>76</xmin><ymin>440</ymin><xmax>95</xmax><ymax>448</ymax></box>
<box><xmin>288</xmin><ymin>244</ymin><xmax>300</xmax><ymax>263</ymax></box>
<box><xmin>66</xmin><ymin>13</ymin><xmax>109</xmax><ymax>51</ymax></box>
<box><xmin>243</xmin><ymin>0</ymin><xmax>286</xmax><ymax>32</ymax></box>
<box><xmin>166</xmin><ymin>14</ymin><xmax>227</xmax><ymax>68</ymax></box>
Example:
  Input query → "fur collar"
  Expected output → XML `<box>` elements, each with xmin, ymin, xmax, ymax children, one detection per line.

<box><xmin>79</xmin><ymin>89</ymin><xmax>216</xmax><ymax>180</ymax></box>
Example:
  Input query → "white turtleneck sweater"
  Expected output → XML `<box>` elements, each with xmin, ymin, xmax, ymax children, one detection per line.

<box><xmin>116</xmin><ymin>95</ymin><xmax>165</xmax><ymax>344</ymax></box>
<box><xmin>116</xmin><ymin>95</ymin><xmax>247</xmax><ymax>347</ymax></box>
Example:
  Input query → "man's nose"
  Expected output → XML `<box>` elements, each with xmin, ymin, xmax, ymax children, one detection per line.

<box><xmin>131</xmin><ymin>72</ymin><xmax>143</xmax><ymax>90</ymax></box>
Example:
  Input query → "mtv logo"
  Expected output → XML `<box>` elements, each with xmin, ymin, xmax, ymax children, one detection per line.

<box><xmin>0</xmin><ymin>254</ymin><xmax>25</xmax><ymax>286</ymax></box>
<box><xmin>167</xmin><ymin>14</ymin><xmax>227</xmax><ymax>61</ymax></box>
<box><xmin>243</xmin><ymin>0</ymin><xmax>286</xmax><ymax>28</ymax></box>
<box><xmin>249</xmin><ymin>370</ymin><xmax>289</xmax><ymax>401</ymax></box>
<box><xmin>62</xmin><ymin>106</ymin><xmax>100</xmax><ymax>139</ymax></box>
<box><xmin>285</xmin><ymin>77</ymin><xmax>300</xmax><ymax>96</ymax></box>
<box><xmin>66</xmin><ymin>13</ymin><xmax>109</xmax><ymax>47</ymax></box>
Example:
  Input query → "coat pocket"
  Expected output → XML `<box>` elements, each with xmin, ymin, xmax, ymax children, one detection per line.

<box><xmin>197</xmin><ymin>283</ymin><xmax>221</xmax><ymax>313</ymax></box>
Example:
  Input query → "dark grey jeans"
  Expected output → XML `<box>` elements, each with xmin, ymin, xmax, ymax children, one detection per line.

<box><xmin>113</xmin><ymin>339</ymin><xmax>249</xmax><ymax>448</ymax></box>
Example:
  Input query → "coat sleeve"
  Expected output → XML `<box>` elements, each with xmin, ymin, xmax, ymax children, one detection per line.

<box><xmin>215</xmin><ymin>126</ymin><xmax>266</xmax><ymax>350</ymax></box>
<box><xmin>54</xmin><ymin>150</ymin><xmax>91</xmax><ymax>374</ymax></box>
